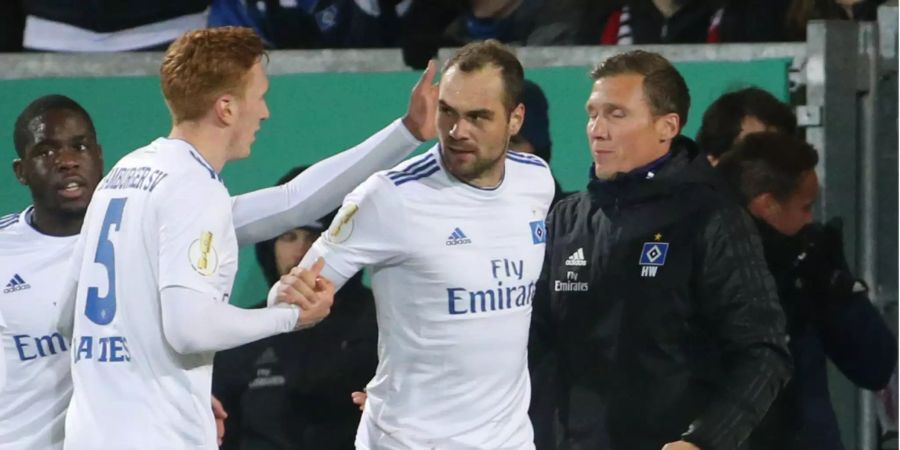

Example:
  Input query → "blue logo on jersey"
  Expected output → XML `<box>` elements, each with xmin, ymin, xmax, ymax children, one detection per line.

<box><xmin>639</xmin><ymin>242</ymin><xmax>669</xmax><ymax>266</ymax></box>
<box><xmin>3</xmin><ymin>273</ymin><xmax>30</xmax><ymax>294</ymax></box>
<box><xmin>530</xmin><ymin>220</ymin><xmax>546</xmax><ymax>244</ymax></box>
<box><xmin>446</xmin><ymin>227</ymin><xmax>472</xmax><ymax>246</ymax></box>
<box><xmin>13</xmin><ymin>333</ymin><xmax>68</xmax><ymax>360</ymax></box>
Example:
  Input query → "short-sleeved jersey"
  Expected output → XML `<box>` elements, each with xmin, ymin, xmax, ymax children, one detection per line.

<box><xmin>65</xmin><ymin>138</ymin><xmax>238</xmax><ymax>450</ymax></box>
<box><xmin>304</xmin><ymin>146</ymin><xmax>554</xmax><ymax>449</ymax></box>
<box><xmin>0</xmin><ymin>207</ymin><xmax>76</xmax><ymax>450</ymax></box>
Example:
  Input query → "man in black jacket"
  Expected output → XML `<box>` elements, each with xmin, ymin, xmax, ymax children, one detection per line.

<box><xmin>716</xmin><ymin>132</ymin><xmax>897</xmax><ymax>450</ymax></box>
<box><xmin>529</xmin><ymin>50</ymin><xmax>792</xmax><ymax>450</ymax></box>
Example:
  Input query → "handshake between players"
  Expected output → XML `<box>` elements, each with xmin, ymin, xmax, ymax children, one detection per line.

<box><xmin>271</xmin><ymin>257</ymin><xmax>336</xmax><ymax>330</ymax></box>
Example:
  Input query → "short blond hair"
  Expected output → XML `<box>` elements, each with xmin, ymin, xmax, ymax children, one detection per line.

<box><xmin>160</xmin><ymin>27</ymin><xmax>265</xmax><ymax>123</ymax></box>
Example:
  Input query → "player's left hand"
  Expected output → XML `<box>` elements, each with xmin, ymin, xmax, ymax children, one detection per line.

<box><xmin>401</xmin><ymin>59</ymin><xmax>438</xmax><ymax>141</ymax></box>
<box><xmin>351</xmin><ymin>390</ymin><xmax>367</xmax><ymax>411</ymax></box>
<box><xmin>661</xmin><ymin>441</ymin><xmax>700</xmax><ymax>450</ymax></box>
<box><xmin>211</xmin><ymin>395</ymin><xmax>227</xmax><ymax>446</ymax></box>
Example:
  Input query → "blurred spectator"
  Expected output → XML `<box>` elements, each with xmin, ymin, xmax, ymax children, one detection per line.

<box><xmin>20</xmin><ymin>0</ymin><xmax>209</xmax><ymax>51</ymax></box>
<box><xmin>401</xmin><ymin>0</ymin><xmax>584</xmax><ymax>68</ymax></box>
<box><xmin>208</xmin><ymin>0</ymin><xmax>411</xmax><ymax>49</ymax></box>
<box><xmin>596</xmin><ymin>0</ymin><xmax>881</xmax><ymax>44</ymax></box>
<box><xmin>213</xmin><ymin>166</ymin><xmax>378</xmax><ymax>450</ymax></box>
<box><xmin>0</xmin><ymin>0</ymin><xmax>24</xmax><ymax>51</ymax></box>
<box><xmin>784</xmin><ymin>0</ymin><xmax>888</xmax><ymax>40</ymax></box>
<box><xmin>696</xmin><ymin>87</ymin><xmax>798</xmax><ymax>165</ymax></box>
<box><xmin>717</xmin><ymin>132</ymin><xmax>897</xmax><ymax>450</ymax></box>
<box><xmin>706</xmin><ymin>0</ymin><xmax>792</xmax><ymax>42</ymax></box>
<box><xmin>600</xmin><ymin>0</ymin><xmax>716</xmax><ymax>44</ymax></box>
<box><xmin>509</xmin><ymin>79</ymin><xmax>571</xmax><ymax>206</ymax></box>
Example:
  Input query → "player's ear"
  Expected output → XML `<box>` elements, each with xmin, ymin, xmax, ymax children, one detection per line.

<box><xmin>12</xmin><ymin>158</ymin><xmax>26</xmax><ymax>185</ymax></box>
<box><xmin>214</xmin><ymin>94</ymin><xmax>237</xmax><ymax>126</ymax></box>
<box><xmin>748</xmin><ymin>192</ymin><xmax>779</xmax><ymax>222</ymax></box>
<box><xmin>507</xmin><ymin>102</ymin><xmax>524</xmax><ymax>136</ymax></box>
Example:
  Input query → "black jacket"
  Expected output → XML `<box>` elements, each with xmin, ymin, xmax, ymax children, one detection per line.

<box><xmin>213</xmin><ymin>273</ymin><xmax>378</xmax><ymax>450</ymax></box>
<box><xmin>530</xmin><ymin>137</ymin><xmax>792</xmax><ymax>450</ymax></box>
<box><xmin>745</xmin><ymin>220</ymin><xmax>897</xmax><ymax>450</ymax></box>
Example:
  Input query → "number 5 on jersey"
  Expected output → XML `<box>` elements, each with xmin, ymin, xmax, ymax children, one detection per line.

<box><xmin>85</xmin><ymin>197</ymin><xmax>127</xmax><ymax>325</ymax></box>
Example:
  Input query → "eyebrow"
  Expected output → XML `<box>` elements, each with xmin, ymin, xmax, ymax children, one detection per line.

<box><xmin>439</xmin><ymin>100</ymin><xmax>494</xmax><ymax>118</ymax></box>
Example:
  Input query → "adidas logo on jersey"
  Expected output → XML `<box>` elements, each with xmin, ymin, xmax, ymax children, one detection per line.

<box><xmin>445</xmin><ymin>227</ymin><xmax>472</xmax><ymax>246</ymax></box>
<box><xmin>565</xmin><ymin>248</ymin><xmax>587</xmax><ymax>266</ymax></box>
<box><xmin>3</xmin><ymin>273</ymin><xmax>31</xmax><ymax>293</ymax></box>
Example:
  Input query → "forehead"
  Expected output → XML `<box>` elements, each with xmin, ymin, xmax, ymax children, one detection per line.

<box><xmin>588</xmin><ymin>73</ymin><xmax>647</xmax><ymax>106</ymax></box>
<box><xmin>26</xmin><ymin>109</ymin><xmax>93</xmax><ymax>142</ymax></box>
<box><xmin>793</xmin><ymin>170</ymin><xmax>820</xmax><ymax>199</ymax></box>
<box><xmin>244</xmin><ymin>61</ymin><xmax>268</xmax><ymax>91</ymax></box>
<box><xmin>439</xmin><ymin>65</ymin><xmax>506</xmax><ymax>110</ymax></box>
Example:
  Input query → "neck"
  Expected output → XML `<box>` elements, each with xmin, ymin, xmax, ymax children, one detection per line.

<box><xmin>652</xmin><ymin>0</ymin><xmax>681</xmax><ymax>18</ymax></box>
<box><xmin>168</xmin><ymin>121</ymin><xmax>229</xmax><ymax>173</ymax></box>
<box><xmin>443</xmin><ymin>153</ymin><xmax>506</xmax><ymax>189</ymax></box>
<box><xmin>30</xmin><ymin>204</ymin><xmax>83</xmax><ymax>237</ymax></box>
<box><xmin>463</xmin><ymin>166</ymin><xmax>505</xmax><ymax>189</ymax></box>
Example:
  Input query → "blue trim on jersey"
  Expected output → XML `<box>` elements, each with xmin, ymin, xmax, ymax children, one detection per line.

<box><xmin>0</xmin><ymin>214</ymin><xmax>18</xmax><ymax>230</ymax></box>
<box><xmin>506</xmin><ymin>152</ymin><xmax>547</xmax><ymax>168</ymax></box>
<box><xmin>187</xmin><ymin>149</ymin><xmax>220</xmax><ymax>180</ymax></box>
<box><xmin>387</xmin><ymin>153</ymin><xmax>436</xmax><ymax>180</ymax></box>
<box><xmin>393</xmin><ymin>165</ymin><xmax>441</xmax><ymax>186</ymax></box>
<box><xmin>389</xmin><ymin>159</ymin><xmax>438</xmax><ymax>182</ymax></box>
<box><xmin>507</xmin><ymin>150</ymin><xmax>542</xmax><ymax>160</ymax></box>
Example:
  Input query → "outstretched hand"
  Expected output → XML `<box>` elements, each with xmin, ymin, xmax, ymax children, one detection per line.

<box><xmin>401</xmin><ymin>59</ymin><xmax>439</xmax><ymax>142</ymax></box>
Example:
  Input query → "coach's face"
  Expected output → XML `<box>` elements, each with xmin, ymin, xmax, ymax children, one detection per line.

<box><xmin>586</xmin><ymin>74</ymin><xmax>679</xmax><ymax>180</ymax></box>
<box><xmin>437</xmin><ymin>64</ymin><xmax>523</xmax><ymax>187</ymax></box>
<box><xmin>13</xmin><ymin>109</ymin><xmax>103</xmax><ymax>215</ymax></box>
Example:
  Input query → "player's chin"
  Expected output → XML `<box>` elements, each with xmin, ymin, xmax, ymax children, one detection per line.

<box><xmin>236</xmin><ymin>144</ymin><xmax>253</xmax><ymax>160</ymax></box>
<box><xmin>57</xmin><ymin>198</ymin><xmax>91</xmax><ymax>215</ymax></box>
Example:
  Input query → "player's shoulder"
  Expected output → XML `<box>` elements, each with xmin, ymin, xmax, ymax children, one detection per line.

<box><xmin>505</xmin><ymin>150</ymin><xmax>554</xmax><ymax>198</ymax></box>
<box><xmin>380</xmin><ymin>148</ymin><xmax>442</xmax><ymax>189</ymax></box>
<box><xmin>117</xmin><ymin>138</ymin><xmax>227</xmax><ymax>197</ymax></box>
<box><xmin>0</xmin><ymin>210</ymin><xmax>22</xmax><ymax>232</ymax></box>
<box><xmin>119</xmin><ymin>138</ymin><xmax>223</xmax><ymax>183</ymax></box>
<box><xmin>351</xmin><ymin>148</ymin><xmax>442</xmax><ymax>201</ymax></box>
<box><xmin>506</xmin><ymin>150</ymin><xmax>551</xmax><ymax>173</ymax></box>
<box><xmin>0</xmin><ymin>208</ymin><xmax>36</xmax><ymax>251</ymax></box>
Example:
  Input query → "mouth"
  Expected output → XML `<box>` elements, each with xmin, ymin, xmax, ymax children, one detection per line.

<box><xmin>57</xmin><ymin>178</ymin><xmax>88</xmax><ymax>200</ymax></box>
<box><xmin>445</xmin><ymin>144</ymin><xmax>477</xmax><ymax>155</ymax></box>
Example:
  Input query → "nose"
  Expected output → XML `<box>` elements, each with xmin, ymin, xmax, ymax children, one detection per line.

<box><xmin>55</xmin><ymin>146</ymin><xmax>81</xmax><ymax>172</ymax></box>
<box><xmin>587</xmin><ymin>116</ymin><xmax>609</xmax><ymax>140</ymax></box>
<box><xmin>448</xmin><ymin>119</ymin><xmax>470</xmax><ymax>141</ymax></box>
<box><xmin>261</xmin><ymin>100</ymin><xmax>270</xmax><ymax>121</ymax></box>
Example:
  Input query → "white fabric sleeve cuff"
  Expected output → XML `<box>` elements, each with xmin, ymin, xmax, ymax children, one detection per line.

<box><xmin>161</xmin><ymin>286</ymin><xmax>300</xmax><ymax>354</ymax></box>
<box><xmin>232</xmin><ymin>118</ymin><xmax>421</xmax><ymax>245</ymax></box>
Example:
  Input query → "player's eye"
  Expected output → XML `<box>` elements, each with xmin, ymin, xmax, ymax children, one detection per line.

<box><xmin>31</xmin><ymin>145</ymin><xmax>53</xmax><ymax>157</ymax></box>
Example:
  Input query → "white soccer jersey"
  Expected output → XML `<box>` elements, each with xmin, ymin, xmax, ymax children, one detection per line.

<box><xmin>65</xmin><ymin>138</ymin><xmax>238</xmax><ymax>450</ymax></box>
<box><xmin>297</xmin><ymin>146</ymin><xmax>554</xmax><ymax>449</ymax></box>
<box><xmin>0</xmin><ymin>208</ymin><xmax>77</xmax><ymax>450</ymax></box>
<box><xmin>0</xmin><ymin>308</ymin><xmax>5</xmax><ymax>392</ymax></box>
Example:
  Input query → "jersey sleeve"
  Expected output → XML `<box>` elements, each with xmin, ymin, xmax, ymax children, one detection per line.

<box><xmin>0</xmin><ymin>309</ymin><xmax>5</xmax><ymax>391</ymax></box>
<box><xmin>157</xmin><ymin>178</ymin><xmax>235</xmax><ymax>296</ymax></box>
<box><xmin>231</xmin><ymin>119</ymin><xmax>421</xmax><ymax>246</ymax></box>
<box><xmin>281</xmin><ymin>174</ymin><xmax>407</xmax><ymax>294</ymax></box>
